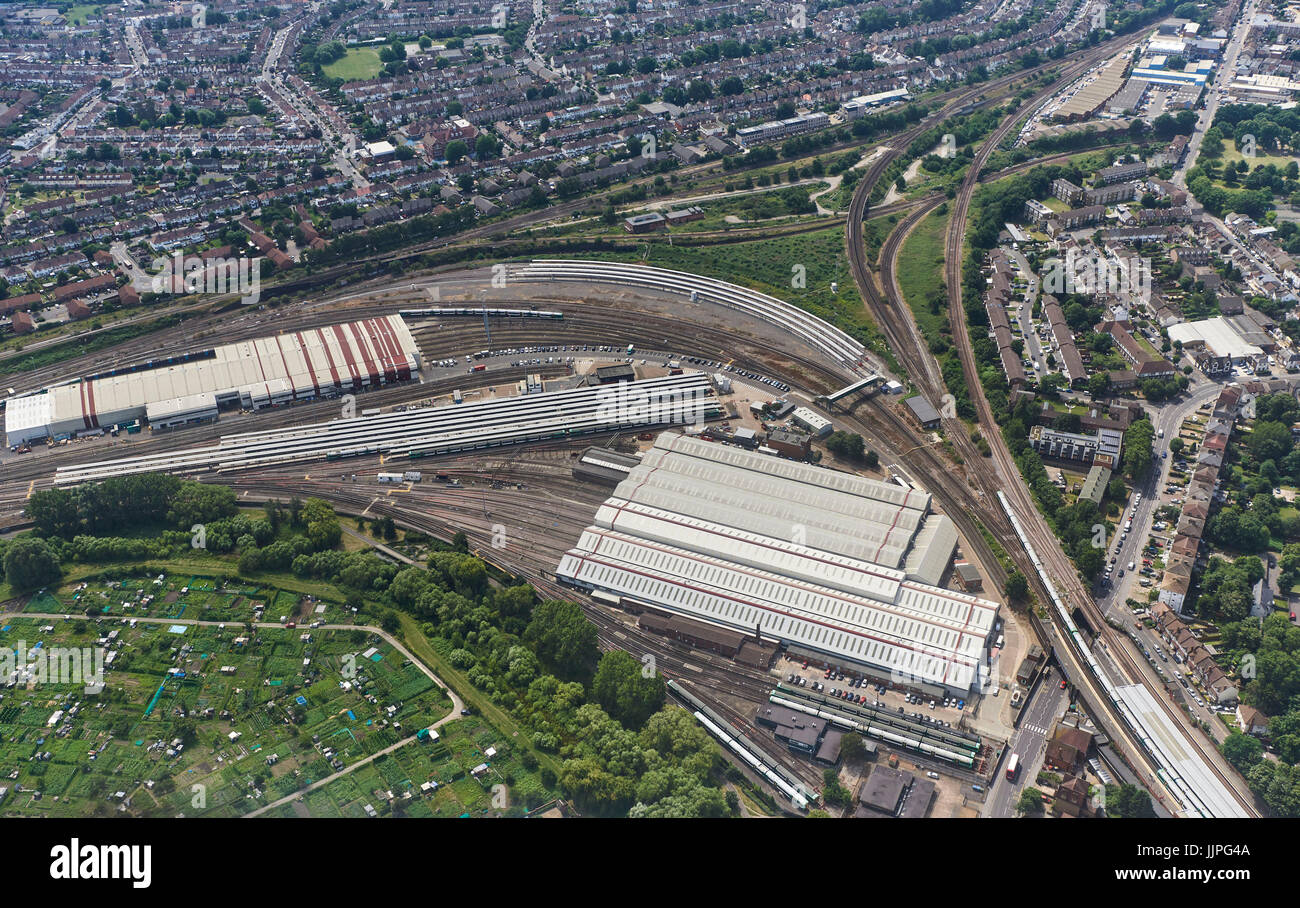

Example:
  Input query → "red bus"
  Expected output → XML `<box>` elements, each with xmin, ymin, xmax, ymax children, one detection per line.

<box><xmin>1006</xmin><ymin>753</ymin><xmax>1020</xmax><ymax>781</ymax></box>
<box><xmin>472</xmin><ymin>364</ymin><xmax>486</xmax><ymax>372</ymax></box>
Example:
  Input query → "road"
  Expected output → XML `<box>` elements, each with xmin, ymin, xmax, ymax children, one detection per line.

<box><xmin>986</xmin><ymin>675</ymin><xmax>1069</xmax><ymax>816</ymax></box>
<box><xmin>1170</xmin><ymin>0</ymin><xmax>1262</xmax><ymax>282</ymax></box>
<box><xmin>1005</xmin><ymin>247</ymin><xmax>1046</xmax><ymax>372</ymax></box>
<box><xmin>1175</xmin><ymin>0</ymin><xmax>1257</xmax><ymax>185</ymax></box>
<box><xmin>924</xmin><ymin>32</ymin><xmax>1260</xmax><ymax>815</ymax></box>
<box><xmin>1098</xmin><ymin>379</ymin><xmax>1222</xmax><ymax>620</ymax></box>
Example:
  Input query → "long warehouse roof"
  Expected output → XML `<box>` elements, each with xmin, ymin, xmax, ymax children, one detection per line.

<box><xmin>622</xmin><ymin>433</ymin><xmax>941</xmax><ymax>575</ymax></box>
<box><xmin>6</xmin><ymin>315</ymin><xmax>420</xmax><ymax>443</ymax></box>
<box><xmin>560</xmin><ymin>431</ymin><xmax>991</xmax><ymax>692</ymax></box>
<box><xmin>559</xmin><ymin>527</ymin><xmax>994</xmax><ymax>692</ymax></box>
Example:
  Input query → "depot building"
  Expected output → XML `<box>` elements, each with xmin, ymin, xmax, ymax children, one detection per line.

<box><xmin>559</xmin><ymin>432</ymin><xmax>999</xmax><ymax>696</ymax></box>
<box><xmin>4</xmin><ymin>315</ymin><xmax>422</xmax><ymax>445</ymax></box>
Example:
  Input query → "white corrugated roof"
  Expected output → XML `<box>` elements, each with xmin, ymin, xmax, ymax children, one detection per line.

<box><xmin>561</xmin><ymin>432</ymin><xmax>999</xmax><ymax>692</ymax></box>
<box><xmin>609</xmin><ymin>478</ymin><xmax>914</xmax><ymax>567</ymax></box>
<box><xmin>559</xmin><ymin>528</ymin><xmax>989</xmax><ymax>690</ymax></box>
<box><xmin>33</xmin><ymin>316</ymin><xmax>420</xmax><ymax>436</ymax></box>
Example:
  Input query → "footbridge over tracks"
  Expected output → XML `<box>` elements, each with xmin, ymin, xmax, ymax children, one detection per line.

<box><xmin>816</xmin><ymin>374</ymin><xmax>884</xmax><ymax>410</ymax></box>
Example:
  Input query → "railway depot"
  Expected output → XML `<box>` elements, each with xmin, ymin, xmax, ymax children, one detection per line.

<box><xmin>4</xmin><ymin>315</ymin><xmax>422</xmax><ymax>446</ymax></box>
<box><xmin>559</xmin><ymin>432</ymin><xmax>999</xmax><ymax>697</ymax></box>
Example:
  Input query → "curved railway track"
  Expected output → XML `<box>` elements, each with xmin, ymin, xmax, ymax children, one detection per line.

<box><xmin>220</xmin><ymin>472</ymin><xmax>829</xmax><ymax>793</ymax></box>
<box><xmin>835</xmin><ymin>30</ymin><xmax>1257</xmax><ymax>814</ymax></box>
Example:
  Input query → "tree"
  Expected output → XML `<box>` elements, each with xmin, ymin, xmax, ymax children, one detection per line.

<box><xmin>1087</xmin><ymin>373</ymin><xmax>1111</xmax><ymax>399</ymax></box>
<box><xmin>26</xmin><ymin>489</ymin><xmax>81</xmax><ymax>540</ymax></box>
<box><xmin>525</xmin><ymin>601</ymin><xmax>599</xmax><ymax>680</ymax></box>
<box><xmin>1221</xmin><ymin>731</ymin><xmax>1264</xmax><ymax>772</ymax></box>
<box><xmin>3</xmin><ymin>537</ymin><xmax>62</xmax><ymax>591</ymax></box>
<box><xmin>825</xmin><ymin>431</ymin><xmax>865</xmax><ymax>461</ymax></box>
<box><xmin>444</xmin><ymin>139</ymin><xmax>468</xmax><ymax>164</ymax></box>
<box><xmin>1005</xmin><ymin>571</ymin><xmax>1029</xmax><ymax>603</ymax></box>
<box><xmin>475</xmin><ymin>134</ymin><xmax>501</xmax><ymax>160</ymax></box>
<box><xmin>1249</xmin><ymin>421</ymin><xmax>1293</xmax><ymax>464</ymax></box>
<box><xmin>840</xmin><ymin>733</ymin><xmax>867</xmax><ymax>762</ymax></box>
<box><xmin>1105</xmin><ymin>783</ymin><xmax>1155</xmax><ymax>818</ymax></box>
<box><xmin>592</xmin><ymin>650</ymin><xmax>665</xmax><ymax>729</ymax></box>
<box><xmin>1016</xmin><ymin>787</ymin><xmax>1044</xmax><ymax>815</ymax></box>
<box><xmin>166</xmin><ymin>482</ymin><xmax>237</xmax><ymax>528</ymax></box>
<box><xmin>1122</xmin><ymin>419</ymin><xmax>1155</xmax><ymax>479</ymax></box>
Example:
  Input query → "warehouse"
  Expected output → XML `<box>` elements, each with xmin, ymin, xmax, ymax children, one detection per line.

<box><xmin>558</xmin><ymin>432</ymin><xmax>995</xmax><ymax>696</ymax></box>
<box><xmin>4</xmin><ymin>316</ymin><xmax>422</xmax><ymax>445</ymax></box>
<box><xmin>1167</xmin><ymin>316</ymin><xmax>1263</xmax><ymax>363</ymax></box>
<box><xmin>791</xmin><ymin>406</ymin><xmax>832</xmax><ymax>438</ymax></box>
<box><xmin>572</xmin><ymin>447</ymin><xmax>641</xmax><ymax>486</ymax></box>
<box><xmin>146</xmin><ymin>393</ymin><xmax>219</xmax><ymax>432</ymax></box>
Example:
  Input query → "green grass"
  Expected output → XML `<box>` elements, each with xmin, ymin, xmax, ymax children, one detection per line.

<box><xmin>64</xmin><ymin>4</ymin><xmax>102</xmax><ymax>25</ymax></box>
<box><xmin>861</xmin><ymin>213</ymin><xmax>900</xmax><ymax>266</ymax></box>
<box><xmin>894</xmin><ymin>209</ymin><xmax>951</xmax><ymax>347</ymax></box>
<box><xmin>322</xmin><ymin>47</ymin><xmax>384</xmax><ymax>82</ymax></box>
<box><xmin>1220</xmin><ymin>139</ymin><xmax>1297</xmax><ymax>172</ymax></box>
<box><xmin>0</xmin><ymin>612</ymin><xmax>452</xmax><ymax>817</ymax></box>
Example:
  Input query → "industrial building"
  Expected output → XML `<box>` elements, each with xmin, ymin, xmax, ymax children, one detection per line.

<box><xmin>558</xmin><ymin>432</ymin><xmax>996</xmax><ymax>696</ymax></box>
<box><xmin>1079</xmin><ymin>464</ymin><xmax>1112</xmax><ymax>506</ymax></box>
<box><xmin>5</xmin><ymin>316</ymin><xmax>422</xmax><ymax>445</ymax></box>
<box><xmin>55</xmin><ymin>373</ymin><xmax>717</xmax><ymax>484</ymax></box>
<box><xmin>735</xmin><ymin>111</ymin><xmax>830</xmax><ymax>147</ymax></box>
<box><xmin>904</xmin><ymin>396</ymin><xmax>941</xmax><ymax>430</ymax></box>
<box><xmin>1167</xmin><ymin>316</ymin><xmax>1266</xmax><ymax>363</ymax></box>
<box><xmin>572</xmin><ymin>447</ymin><xmax>641</xmax><ymax>486</ymax></box>
<box><xmin>855</xmin><ymin>764</ymin><xmax>936</xmax><ymax>818</ymax></box>
<box><xmin>791</xmin><ymin>406</ymin><xmax>832</xmax><ymax>438</ymax></box>
<box><xmin>1050</xmin><ymin>54</ymin><xmax>1130</xmax><ymax>121</ymax></box>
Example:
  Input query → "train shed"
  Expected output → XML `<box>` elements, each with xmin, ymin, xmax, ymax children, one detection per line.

<box><xmin>559</xmin><ymin>432</ymin><xmax>998</xmax><ymax>697</ymax></box>
<box><xmin>5</xmin><ymin>315</ymin><xmax>422</xmax><ymax>445</ymax></box>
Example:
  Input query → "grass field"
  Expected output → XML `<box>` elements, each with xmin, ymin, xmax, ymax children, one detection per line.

<box><xmin>64</xmin><ymin>4</ymin><xmax>102</xmax><ymax>25</ymax></box>
<box><xmin>323</xmin><ymin>47</ymin><xmax>384</xmax><ymax>82</ymax></box>
<box><xmin>894</xmin><ymin>209</ymin><xmax>951</xmax><ymax>347</ymax></box>
<box><xmin>577</xmin><ymin>225</ymin><xmax>903</xmax><ymax>378</ymax></box>
<box><xmin>1220</xmin><ymin>138</ymin><xmax>1298</xmax><ymax>172</ymax></box>
<box><xmin>861</xmin><ymin>213</ymin><xmax>899</xmax><ymax>265</ymax></box>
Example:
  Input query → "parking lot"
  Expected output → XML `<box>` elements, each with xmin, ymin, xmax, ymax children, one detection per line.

<box><xmin>776</xmin><ymin>654</ymin><xmax>971</xmax><ymax>731</ymax></box>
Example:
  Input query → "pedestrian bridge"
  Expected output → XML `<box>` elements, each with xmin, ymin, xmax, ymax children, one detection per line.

<box><xmin>817</xmin><ymin>374</ymin><xmax>884</xmax><ymax>409</ymax></box>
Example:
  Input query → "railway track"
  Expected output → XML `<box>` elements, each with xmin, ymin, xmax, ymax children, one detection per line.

<box><xmin>222</xmin><ymin>471</ymin><xmax>827</xmax><ymax>793</ymax></box>
<box><xmin>833</xmin><ymin>29</ymin><xmax>1258</xmax><ymax>814</ymax></box>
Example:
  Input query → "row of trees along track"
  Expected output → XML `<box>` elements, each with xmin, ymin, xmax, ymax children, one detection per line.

<box><xmin>220</xmin><ymin>478</ymin><xmax>827</xmax><ymax>796</ymax></box>
<box><xmin>843</xmin><ymin>31</ymin><xmax>1259</xmax><ymax>814</ymax></box>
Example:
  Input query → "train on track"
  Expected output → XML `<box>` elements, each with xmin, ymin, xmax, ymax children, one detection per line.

<box><xmin>398</xmin><ymin>307</ymin><xmax>563</xmax><ymax>319</ymax></box>
<box><xmin>996</xmin><ymin>491</ymin><xmax>1241</xmax><ymax>818</ymax></box>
